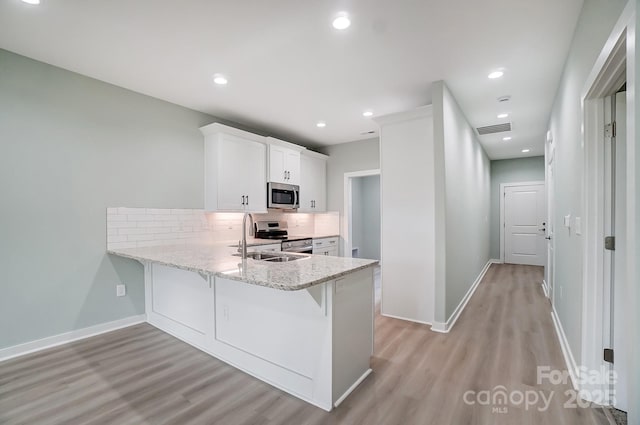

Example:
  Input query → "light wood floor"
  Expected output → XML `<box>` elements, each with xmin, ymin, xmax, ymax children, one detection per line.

<box><xmin>0</xmin><ymin>264</ymin><xmax>611</xmax><ymax>425</ymax></box>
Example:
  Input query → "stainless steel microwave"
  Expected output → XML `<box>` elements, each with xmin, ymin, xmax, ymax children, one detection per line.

<box><xmin>267</xmin><ymin>182</ymin><xmax>299</xmax><ymax>209</ymax></box>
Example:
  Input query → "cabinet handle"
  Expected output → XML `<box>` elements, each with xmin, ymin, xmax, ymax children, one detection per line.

<box><xmin>241</xmin><ymin>195</ymin><xmax>245</xmax><ymax>205</ymax></box>
<box><xmin>246</xmin><ymin>195</ymin><xmax>249</xmax><ymax>205</ymax></box>
<box><xmin>329</xmin><ymin>240</ymin><xmax>335</xmax><ymax>244</ymax></box>
<box><xmin>284</xmin><ymin>170</ymin><xmax>287</xmax><ymax>180</ymax></box>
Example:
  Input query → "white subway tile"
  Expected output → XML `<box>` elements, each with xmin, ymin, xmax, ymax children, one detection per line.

<box><xmin>107</xmin><ymin>235</ymin><xmax>128</xmax><ymax>243</ymax></box>
<box><xmin>106</xmin><ymin>214</ymin><xmax>127</xmax><ymax>222</ymax></box>
<box><xmin>127</xmin><ymin>234</ymin><xmax>156</xmax><ymax>242</ymax></box>
<box><xmin>118</xmin><ymin>228</ymin><xmax>147</xmax><ymax>235</ymax></box>
<box><xmin>108</xmin><ymin>241</ymin><xmax>137</xmax><ymax>249</ymax></box>
<box><xmin>109</xmin><ymin>221</ymin><xmax>138</xmax><ymax>229</ymax></box>
<box><xmin>118</xmin><ymin>207</ymin><xmax>146</xmax><ymax>215</ymax></box>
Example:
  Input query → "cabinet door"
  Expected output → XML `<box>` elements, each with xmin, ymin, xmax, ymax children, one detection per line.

<box><xmin>311</xmin><ymin>156</ymin><xmax>326</xmax><ymax>212</ymax></box>
<box><xmin>217</xmin><ymin>134</ymin><xmax>266</xmax><ymax>212</ymax></box>
<box><xmin>299</xmin><ymin>155</ymin><xmax>326</xmax><ymax>213</ymax></box>
<box><xmin>285</xmin><ymin>150</ymin><xmax>301</xmax><ymax>185</ymax></box>
<box><xmin>241</xmin><ymin>138</ymin><xmax>267</xmax><ymax>213</ymax></box>
<box><xmin>299</xmin><ymin>154</ymin><xmax>315</xmax><ymax>212</ymax></box>
<box><xmin>269</xmin><ymin>145</ymin><xmax>287</xmax><ymax>184</ymax></box>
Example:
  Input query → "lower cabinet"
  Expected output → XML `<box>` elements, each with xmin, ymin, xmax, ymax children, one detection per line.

<box><xmin>143</xmin><ymin>262</ymin><xmax>373</xmax><ymax>412</ymax></box>
<box><xmin>312</xmin><ymin>237</ymin><xmax>339</xmax><ymax>256</ymax></box>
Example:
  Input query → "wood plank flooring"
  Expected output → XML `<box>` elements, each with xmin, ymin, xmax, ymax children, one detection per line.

<box><xmin>0</xmin><ymin>264</ymin><xmax>611</xmax><ymax>425</ymax></box>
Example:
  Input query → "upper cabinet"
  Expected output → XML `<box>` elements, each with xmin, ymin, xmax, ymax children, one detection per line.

<box><xmin>267</xmin><ymin>138</ymin><xmax>303</xmax><ymax>185</ymax></box>
<box><xmin>299</xmin><ymin>150</ymin><xmax>327</xmax><ymax>213</ymax></box>
<box><xmin>201</xmin><ymin>123</ymin><xmax>267</xmax><ymax>213</ymax></box>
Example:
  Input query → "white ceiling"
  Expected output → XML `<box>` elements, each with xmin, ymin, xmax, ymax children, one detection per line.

<box><xmin>0</xmin><ymin>0</ymin><xmax>583</xmax><ymax>159</ymax></box>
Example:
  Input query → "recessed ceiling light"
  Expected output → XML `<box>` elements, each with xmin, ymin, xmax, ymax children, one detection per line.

<box><xmin>21</xmin><ymin>0</ymin><xmax>40</xmax><ymax>4</ymax></box>
<box><xmin>363</xmin><ymin>111</ymin><xmax>373</xmax><ymax>117</ymax></box>
<box><xmin>488</xmin><ymin>71</ymin><xmax>504</xmax><ymax>79</ymax></box>
<box><xmin>497</xmin><ymin>113</ymin><xmax>509</xmax><ymax>119</ymax></box>
<box><xmin>213</xmin><ymin>75</ymin><xmax>228</xmax><ymax>85</ymax></box>
<box><xmin>316</xmin><ymin>121</ymin><xmax>326</xmax><ymax>128</ymax></box>
<box><xmin>503</xmin><ymin>136</ymin><xmax>512</xmax><ymax>141</ymax></box>
<box><xmin>522</xmin><ymin>149</ymin><xmax>530</xmax><ymax>153</ymax></box>
<box><xmin>332</xmin><ymin>13</ymin><xmax>351</xmax><ymax>30</ymax></box>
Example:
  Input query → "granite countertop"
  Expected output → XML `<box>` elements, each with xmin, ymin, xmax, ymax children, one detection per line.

<box><xmin>231</xmin><ymin>235</ymin><xmax>339</xmax><ymax>248</ymax></box>
<box><xmin>107</xmin><ymin>242</ymin><xmax>377</xmax><ymax>291</ymax></box>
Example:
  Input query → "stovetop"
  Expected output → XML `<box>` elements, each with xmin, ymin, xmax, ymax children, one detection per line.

<box><xmin>255</xmin><ymin>234</ymin><xmax>313</xmax><ymax>242</ymax></box>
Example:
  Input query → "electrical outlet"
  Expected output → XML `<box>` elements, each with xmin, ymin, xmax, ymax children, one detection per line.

<box><xmin>116</xmin><ymin>284</ymin><xmax>126</xmax><ymax>297</ymax></box>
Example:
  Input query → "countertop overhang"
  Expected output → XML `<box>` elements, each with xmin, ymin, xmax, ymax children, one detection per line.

<box><xmin>108</xmin><ymin>242</ymin><xmax>377</xmax><ymax>291</ymax></box>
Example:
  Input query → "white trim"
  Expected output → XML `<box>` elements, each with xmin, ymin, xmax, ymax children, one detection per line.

<box><xmin>380</xmin><ymin>313</ymin><xmax>432</xmax><ymax>326</ymax></box>
<box><xmin>542</xmin><ymin>280</ymin><xmax>550</xmax><ymax>298</ymax></box>
<box><xmin>333</xmin><ymin>368</ymin><xmax>372</xmax><ymax>408</ymax></box>
<box><xmin>550</xmin><ymin>306</ymin><xmax>579</xmax><ymax>392</ymax></box>
<box><xmin>490</xmin><ymin>258</ymin><xmax>503</xmax><ymax>264</ymax></box>
<box><xmin>499</xmin><ymin>181</ymin><xmax>546</xmax><ymax>263</ymax></box>
<box><xmin>429</xmin><ymin>259</ymin><xmax>494</xmax><ymax>333</ymax></box>
<box><xmin>0</xmin><ymin>314</ymin><xmax>146</xmax><ymax>362</ymax></box>
<box><xmin>372</xmin><ymin>105</ymin><xmax>433</xmax><ymax>126</ymax></box>
<box><xmin>342</xmin><ymin>169</ymin><xmax>381</xmax><ymax>259</ymax></box>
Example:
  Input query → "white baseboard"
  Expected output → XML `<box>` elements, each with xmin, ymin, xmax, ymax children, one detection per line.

<box><xmin>430</xmin><ymin>259</ymin><xmax>494</xmax><ymax>334</ymax></box>
<box><xmin>0</xmin><ymin>314</ymin><xmax>146</xmax><ymax>363</ymax></box>
<box><xmin>431</xmin><ymin>322</ymin><xmax>447</xmax><ymax>333</ymax></box>
<box><xmin>542</xmin><ymin>280</ymin><xmax>550</xmax><ymax>298</ymax></box>
<box><xmin>550</xmin><ymin>306</ymin><xmax>579</xmax><ymax>391</ymax></box>
<box><xmin>490</xmin><ymin>258</ymin><xmax>503</xmax><ymax>264</ymax></box>
<box><xmin>334</xmin><ymin>368</ymin><xmax>372</xmax><ymax>408</ymax></box>
<box><xmin>380</xmin><ymin>313</ymin><xmax>432</xmax><ymax>326</ymax></box>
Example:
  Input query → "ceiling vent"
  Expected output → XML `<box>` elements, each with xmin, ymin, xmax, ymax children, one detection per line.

<box><xmin>476</xmin><ymin>122</ymin><xmax>512</xmax><ymax>135</ymax></box>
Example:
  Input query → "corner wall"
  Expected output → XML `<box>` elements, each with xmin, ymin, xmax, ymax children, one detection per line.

<box><xmin>433</xmin><ymin>81</ymin><xmax>492</xmax><ymax>320</ymax></box>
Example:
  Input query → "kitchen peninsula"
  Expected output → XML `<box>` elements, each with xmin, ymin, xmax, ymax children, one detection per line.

<box><xmin>108</xmin><ymin>241</ymin><xmax>378</xmax><ymax>411</ymax></box>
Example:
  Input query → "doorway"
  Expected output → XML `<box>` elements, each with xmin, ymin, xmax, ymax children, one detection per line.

<box><xmin>581</xmin><ymin>22</ymin><xmax>632</xmax><ymax>412</ymax></box>
<box><xmin>499</xmin><ymin>181</ymin><xmax>546</xmax><ymax>265</ymax></box>
<box><xmin>545</xmin><ymin>134</ymin><xmax>555</xmax><ymax>301</ymax></box>
<box><xmin>344</xmin><ymin>169</ymin><xmax>381</xmax><ymax>295</ymax></box>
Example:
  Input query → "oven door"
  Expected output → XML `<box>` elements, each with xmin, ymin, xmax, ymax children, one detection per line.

<box><xmin>268</xmin><ymin>182</ymin><xmax>299</xmax><ymax>209</ymax></box>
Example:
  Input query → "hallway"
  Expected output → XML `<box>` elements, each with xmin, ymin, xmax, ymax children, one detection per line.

<box><xmin>0</xmin><ymin>264</ymin><xmax>610</xmax><ymax>425</ymax></box>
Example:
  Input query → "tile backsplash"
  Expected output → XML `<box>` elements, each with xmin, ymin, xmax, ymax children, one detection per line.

<box><xmin>106</xmin><ymin>208</ymin><xmax>340</xmax><ymax>250</ymax></box>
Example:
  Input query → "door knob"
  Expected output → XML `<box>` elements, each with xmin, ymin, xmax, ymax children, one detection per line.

<box><xmin>545</xmin><ymin>236</ymin><xmax>552</xmax><ymax>240</ymax></box>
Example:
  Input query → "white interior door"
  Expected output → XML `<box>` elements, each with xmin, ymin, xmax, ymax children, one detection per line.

<box><xmin>504</xmin><ymin>184</ymin><xmax>546</xmax><ymax>266</ymax></box>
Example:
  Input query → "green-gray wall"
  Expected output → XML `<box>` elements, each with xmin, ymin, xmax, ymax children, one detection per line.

<box><xmin>489</xmin><ymin>157</ymin><xmax>545</xmax><ymax>259</ymax></box>
<box><xmin>352</xmin><ymin>175</ymin><xmax>381</xmax><ymax>261</ymax></box>
<box><xmin>321</xmin><ymin>138</ymin><xmax>379</xmax><ymax>255</ymax></box>
<box><xmin>433</xmin><ymin>81</ymin><xmax>491</xmax><ymax>320</ymax></box>
<box><xmin>547</xmin><ymin>0</ymin><xmax>627</xmax><ymax>368</ymax></box>
<box><xmin>0</xmin><ymin>49</ymin><xmax>215</xmax><ymax>349</ymax></box>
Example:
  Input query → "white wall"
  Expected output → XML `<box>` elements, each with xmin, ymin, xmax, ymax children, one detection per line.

<box><xmin>433</xmin><ymin>81</ymin><xmax>491</xmax><ymax>320</ymax></box>
<box><xmin>376</xmin><ymin>107</ymin><xmax>436</xmax><ymax>324</ymax></box>
<box><xmin>547</xmin><ymin>0</ymin><xmax>627</xmax><ymax>367</ymax></box>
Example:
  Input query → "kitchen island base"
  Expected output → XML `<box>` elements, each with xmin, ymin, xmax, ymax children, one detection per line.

<box><xmin>143</xmin><ymin>262</ymin><xmax>374</xmax><ymax>411</ymax></box>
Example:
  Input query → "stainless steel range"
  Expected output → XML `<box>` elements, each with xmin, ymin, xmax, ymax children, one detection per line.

<box><xmin>254</xmin><ymin>221</ymin><xmax>313</xmax><ymax>254</ymax></box>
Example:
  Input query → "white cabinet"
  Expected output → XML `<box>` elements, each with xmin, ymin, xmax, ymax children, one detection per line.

<box><xmin>201</xmin><ymin>123</ymin><xmax>267</xmax><ymax>213</ymax></box>
<box><xmin>299</xmin><ymin>151</ymin><xmax>327</xmax><ymax>213</ymax></box>
<box><xmin>267</xmin><ymin>138</ymin><xmax>303</xmax><ymax>185</ymax></box>
<box><xmin>252</xmin><ymin>243</ymin><xmax>281</xmax><ymax>252</ymax></box>
<box><xmin>313</xmin><ymin>237</ymin><xmax>339</xmax><ymax>256</ymax></box>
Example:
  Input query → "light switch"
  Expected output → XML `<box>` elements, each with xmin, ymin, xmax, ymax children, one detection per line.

<box><xmin>574</xmin><ymin>217</ymin><xmax>582</xmax><ymax>235</ymax></box>
<box><xmin>564</xmin><ymin>214</ymin><xmax>571</xmax><ymax>228</ymax></box>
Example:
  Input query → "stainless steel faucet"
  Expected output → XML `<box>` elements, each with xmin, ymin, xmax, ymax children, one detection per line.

<box><xmin>240</xmin><ymin>213</ymin><xmax>254</xmax><ymax>259</ymax></box>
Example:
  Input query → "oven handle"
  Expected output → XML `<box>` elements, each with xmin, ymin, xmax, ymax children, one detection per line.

<box><xmin>282</xmin><ymin>247</ymin><xmax>312</xmax><ymax>254</ymax></box>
